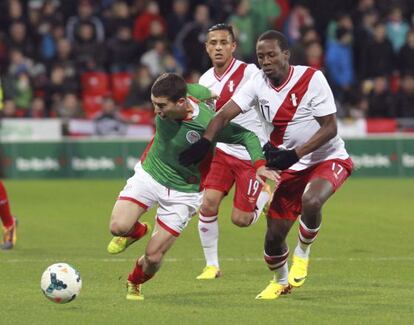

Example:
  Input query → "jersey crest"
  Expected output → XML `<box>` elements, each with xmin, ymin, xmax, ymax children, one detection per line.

<box><xmin>186</xmin><ymin>130</ymin><xmax>201</xmax><ymax>143</ymax></box>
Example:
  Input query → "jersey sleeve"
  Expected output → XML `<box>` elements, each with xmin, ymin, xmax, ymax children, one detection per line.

<box><xmin>187</xmin><ymin>83</ymin><xmax>213</xmax><ymax>101</ymax></box>
<box><xmin>231</xmin><ymin>76</ymin><xmax>257</xmax><ymax>113</ymax></box>
<box><xmin>309</xmin><ymin>71</ymin><xmax>337</xmax><ymax>117</ymax></box>
<box><xmin>215</xmin><ymin>121</ymin><xmax>265</xmax><ymax>168</ymax></box>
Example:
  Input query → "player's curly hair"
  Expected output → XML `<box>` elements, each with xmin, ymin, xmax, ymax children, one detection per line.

<box><xmin>151</xmin><ymin>73</ymin><xmax>187</xmax><ymax>102</ymax></box>
<box><xmin>258</xmin><ymin>30</ymin><xmax>289</xmax><ymax>52</ymax></box>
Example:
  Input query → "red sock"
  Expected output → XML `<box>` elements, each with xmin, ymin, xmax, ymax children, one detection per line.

<box><xmin>127</xmin><ymin>222</ymin><xmax>148</xmax><ymax>239</ymax></box>
<box><xmin>0</xmin><ymin>182</ymin><xmax>14</xmax><ymax>228</ymax></box>
<box><xmin>127</xmin><ymin>261</ymin><xmax>154</xmax><ymax>284</ymax></box>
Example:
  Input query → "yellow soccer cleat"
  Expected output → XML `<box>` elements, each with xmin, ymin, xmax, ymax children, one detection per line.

<box><xmin>196</xmin><ymin>266</ymin><xmax>221</xmax><ymax>280</ymax></box>
<box><xmin>1</xmin><ymin>218</ymin><xmax>17</xmax><ymax>250</ymax></box>
<box><xmin>126</xmin><ymin>281</ymin><xmax>144</xmax><ymax>301</ymax></box>
<box><xmin>288</xmin><ymin>255</ymin><xmax>309</xmax><ymax>288</ymax></box>
<box><xmin>107</xmin><ymin>222</ymin><xmax>151</xmax><ymax>254</ymax></box>
<box><xmin>255</xmin><ymin>280</ymin><xmax>291</xmax><ymax>300</ymax></box>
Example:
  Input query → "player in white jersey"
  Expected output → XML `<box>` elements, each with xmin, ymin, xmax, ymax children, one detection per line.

<box><xmin>195</xmin><ymin>23</ymin><xmax>271</xmax><ymax>280</ymax></box>
<box><xmin>179</xmin><ymin>30</ymin><xmax>353</xmax><ymax>299</ymax></box>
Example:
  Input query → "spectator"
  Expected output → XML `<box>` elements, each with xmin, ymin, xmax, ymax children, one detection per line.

<box><xmin>284</xmin><ymin>4</ymin><xmax>314</xmax><ymax>44</ymax></box>
<box><xmin>140</xmin><ymin>38</ymin><xmax>169</xmax><ymax>77</ymax></box>
<box><xmin>250</xmin><ymin>0</ymin><xmax>281</xmax><ymax>39</ymax></box>
<box><xmin>124</xmin><ymin>64</ymin><xmax>153</xmax><ymax>109</ymax></box>
<box><xmin>132</xmin><ymin>1</ymin><xmax>166</xmax><ymax>43</ymax></box>
<box><xmin>53</xmin><ymin>92</ymin><xmax>83</xmax><ymax>120</ymax></box>
<box><xmin>326</xmin><ymin>12</ymin><xmax>353</xmax><ymax>43</ymax></box>
<box><xmin>106</xmin><ymin>25</ymin><xmax>141</xmax><ymax>72</ymax></box>
<box><xmin>396</xmin><ymin>74</ymin><xmax>414</xmax><ymax>117</ymax></box>
<box><xmin>1</xmin><ymin>100</ymin><xmax>18</xmax><ymax>118</ymax></box>
<box><xmin>165</xmin><ymin>0</ymin><xmax>190</xmax><ymax>43</ymax></box>
<box><xmin>398</xmin><ymin>28</ymin><xmax>414</xmax><ymax>76</ymax></box>
<box><xmin>105</xmin><ymin>0</ymin><xmax>133</xmax><ymax>38</ymax></box>
<box><xmin>6</xmin><ymin>21</ymin><xmax>36</xmax><ymax>59</ymax></box>
<box><xmin>72</xmin><ymin>22</ymin><xmax>107</xmax><ymax>72</ymax></box>
<box><xmin>175</xmin><ymin>4</ymin><xmax>211</xmax><ymax>74</ymax></box>
<box><xmin>66</xmin><ymin>0</ymin><xmax>105</xmax><ymax>44</ymax></box>
<box><xmin>94</xmin><ymin>96</ymin><xmax>127</xmax><ymax>136</ymax></box>
<box><xmin>290</xmin><ymin>27</ymin><xmax>320</xmax><ymax>65</ymax></box>
<box><xmin>386</xmin><ymin>6</ymin><xmax>409</xmax><ymax>53</ymax></box>
<box><xmin>30</xmin><ymin>96</ymin><xmax>47</xmax><ymax>117</ymax></box>
<box><xmin>305</xmin><ymin>41</ymin><xmax>324</xmax><ymax>71</ymax></box>
<box><xmin>228</xmin><ymin>0</ymin><xmax>256</xmax><ymax>62</ymax></box>
<box><xmin>359</xmin><ymin>22</ymin><xmax>395</xmax><ymax>80</ymax></box>
<box><xmin>325</xmin><ymin>27</ymin><xmax>354</xmax><ymax>101</ymax></box>
<box><xmin>367</xmin><ymin>76</ymin><xmax>396</xmax><ymax>117</ymax></box>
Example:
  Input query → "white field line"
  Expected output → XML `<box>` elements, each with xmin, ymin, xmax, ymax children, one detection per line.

<box><xmin>1</xmin><ymin>256</ymin><xmax>414</xmax><ymax>263</ymax></box>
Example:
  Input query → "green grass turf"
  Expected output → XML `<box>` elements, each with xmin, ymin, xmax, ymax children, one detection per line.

<box><xmin>0</xmin><ymin>178</ymin><xmax>413</xmax><ymax>324</ymax></box>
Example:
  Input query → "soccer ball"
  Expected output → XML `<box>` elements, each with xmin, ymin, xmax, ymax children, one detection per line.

<box><xmin>40</xmin><ymin>263</ymin><xmax>82</xmax><ymax>304</ymax></box>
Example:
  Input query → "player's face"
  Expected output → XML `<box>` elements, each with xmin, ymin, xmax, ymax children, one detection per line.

<box><xmin>256</xmin><ymin>39</ymin><xmax>290</xmax><ymax>82</ymax></box>
<box><xmin>205</xmin><ymin>30</ymin><xmax>236</xmax><ymax>68</ymax></box>
<box><xmin>151</xmin><ymin>95</ymin><xmax>187</xmax><ymax>120</ymax></box>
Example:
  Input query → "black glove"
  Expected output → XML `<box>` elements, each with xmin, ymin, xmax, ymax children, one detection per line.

<box><xmin>179</xmin><ymin>137</ymin><xmax>212</xmax><ymax>166</ymax></box>
<box><xmin>263</xmin><ymin>142</ymin><xmax>299</xmax><ymax>170</ymax></box>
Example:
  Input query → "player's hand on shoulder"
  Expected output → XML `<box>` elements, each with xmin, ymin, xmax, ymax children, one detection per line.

<box><xmin>263</xmin><ymin>142</ymin><xmax>299</xmax><ymax>170</ymax></box>
<box><xmin>179</xmin><ymin>137</ymin><xmax>212</xmax><ymax>166</ymax></box>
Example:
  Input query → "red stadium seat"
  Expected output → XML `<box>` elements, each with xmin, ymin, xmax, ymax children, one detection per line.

<box><xmin>82</xmin><ymin>94</ymin><xmax>104</xmax><ymax>119</ymax></box>
<box><xmin>81</xmin><ymin>72</ymin><xmax>110</xmax><ymax>96</ymax></box>
<box><xmin>111</xmin><ymin>72</ymin><xmax>133</xmax><ymax>104</ymax></box>
<box><xmin>120</xmin><ymin>108</ymin><xmax>154</xmax><ymax>125</ymax></box>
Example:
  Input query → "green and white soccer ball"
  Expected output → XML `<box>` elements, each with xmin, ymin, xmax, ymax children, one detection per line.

<box><xmin>40</xmin><ymin>263</ymin><xmax>82</xmax><ymax>304</ymax></box>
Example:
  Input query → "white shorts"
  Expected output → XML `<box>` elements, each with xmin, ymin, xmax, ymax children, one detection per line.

<box><xmin>118</xmin><ymin>163</ymin><xmax>203</xmax><ymax>236</ymax></box>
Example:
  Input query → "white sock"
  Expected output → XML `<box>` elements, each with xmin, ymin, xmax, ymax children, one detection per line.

<box><xmin>274</xmin><ymin>263</ymin><xmax>289</xmax><ymax>285</ymax></box>
<box><xmin>294</xmin><ymin>218</ymin><xmax>320</xmax><ymax>259</ymax></box>
<box><xmin>250</xmin><ymin>189</ymin><xmax>271</xmax><ymax>225</ymax></box>
<box><xmin>198</xmin><ymin>213</ymin><xmax>219</xmax><ymax>268</ymax></box>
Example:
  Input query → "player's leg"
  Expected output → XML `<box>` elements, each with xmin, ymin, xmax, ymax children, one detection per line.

<box><xmin>197</xmin><ymin>188</ymin><xmax>225</xmax><ymax>279</ymax></box>
<box><xmin>107</xmin><ymin>163</ymin><xmax>155</xmax><ymax>254</ymax></box>
<box><xmin>197</xmin><ymin>150</ymin><xmax>233</xmax><ymax>279</ymax></box>
<box><xmin>256</xmin><ymin>171</ymin><xmax>302</xmax><ymax>299</ymax></box>
<box><xmin>107</xmin><ymin>200</ymin><xmax>151</xmax><ymax>254</ymax></box>
<box><xmin>230</xmin><ymin>161</ymin><xmax>272</xmax><ymax>227</ymax></box>
<box><xmin>127</xmin><ymin>224</ymin><xmax>177</xmax><ymax>300</ymax></box>
<box><xmin>255</xmin><ymin>217</ymin><xmax>294</xmax><ymax>299</ymax></box>
<box><xmin>289</xmin><ymin>158</ymin><xmax>353</xmax><ymax>287</ymax></box>
<box><xmin>0</xmin><ymin>181</ymin><xmax>17</xmax><ymax>250</ymax></box>
<box><xmin>127</xmin><ymin>188</ymin><xmax>201</xmax><ymax>300</ymax></box>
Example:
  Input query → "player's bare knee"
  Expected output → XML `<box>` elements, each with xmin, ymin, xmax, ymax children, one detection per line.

<box><xmin>200</xmin><ymin>201</ymin><xmax>219</xmax><ymax>216</ymax></box>
<box><xmin>302</xmin><ymin>194</ymin><xmax>323</xmax><ymax>214</ymax></box>
<box><xmin>109</xmin><ymin>220</ymin><xmax>130</xmax><ymax>236</ymax></box>
<box><xmin>231</xmin><ymin>214</ymin><xmax>251</xmax><ymax>227</ymax></box>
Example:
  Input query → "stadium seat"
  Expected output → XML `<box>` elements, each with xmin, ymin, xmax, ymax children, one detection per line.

<box><xmin>111</xmin><ymin>72</ymin><xmax>133</xmax><ymax>104</ymax></box>
<box><xmin>82</xmin><ymin>94</ymin><xmax>104</xmax><ymax>119</ymax></box>
<box><xmin>120</xmin><ymin>108</ymin><xmax>154</xmax><ymax>125</ymax></box>
<box><xmin>81</xmin><ymin>71</ymin><xmax>110</xmax><ymax>96</ymax></box>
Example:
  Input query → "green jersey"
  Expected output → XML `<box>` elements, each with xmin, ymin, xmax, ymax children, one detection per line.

<box><xmin>141</xmin><ymin>85</ymin><xmax>264</xmax><ymax>193</ymax></box>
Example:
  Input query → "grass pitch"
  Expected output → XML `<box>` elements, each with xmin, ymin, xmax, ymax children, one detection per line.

<box><xmin>0</xmin><ymin>178</ymin><xmax>413</xmax><ymax>324</ymax></box>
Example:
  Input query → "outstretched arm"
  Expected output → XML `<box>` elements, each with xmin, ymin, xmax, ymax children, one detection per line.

<box><xmin>178</xmin><ymin>100</ymin><xmax>242</xmax><ymax>166</ymax></box>
<box><xmin>265</xmin><ymin>114</ymin><xmax>338</xmax><ymax>170</ymax></box>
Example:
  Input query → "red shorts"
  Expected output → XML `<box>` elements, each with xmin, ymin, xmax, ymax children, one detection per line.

<box><xmin>268</xmin><ymin>158</ymin><xmax>353</xmax><ymax>221</ymax></box>
<box><xmin>203</xmin><ymin>149</ymin><xmax>263</xmax><ymax>212</ymax></box>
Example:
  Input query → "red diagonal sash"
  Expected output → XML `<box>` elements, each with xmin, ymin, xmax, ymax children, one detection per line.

<box><xmin>215</xmin><ymin>63</ymin><xmax>247</xmax><ymax>110</ymax></box>
<box><xmin>270</xmin><ymin>68</ymin><xmax>317</xmax><ymax>146</ymax></box>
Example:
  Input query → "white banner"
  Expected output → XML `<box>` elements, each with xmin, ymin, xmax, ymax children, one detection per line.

<box><xmin>0</xmin><ymin>118</ymin><xmax>62</xmax><ymax>141</ymax></box>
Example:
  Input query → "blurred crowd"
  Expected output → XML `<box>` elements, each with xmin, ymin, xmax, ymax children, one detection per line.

<box><xmin>1</xmin><ymin>0</ymin><xmax>414</xmax><ymax>130</ymax></box>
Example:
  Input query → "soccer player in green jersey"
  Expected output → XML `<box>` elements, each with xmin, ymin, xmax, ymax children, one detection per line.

<box><xmin>106</xmin><ymin>73</ymin><xmax>279</xmax><ymax>300</ymax></box>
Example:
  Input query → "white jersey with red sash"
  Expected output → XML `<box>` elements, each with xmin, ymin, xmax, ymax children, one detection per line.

<box><xmin>232</xmin><ymin>65</ymin><xmax>349</xmax><ymax>171</ymax></box>
<box><xmin>199</xmin><ymin>58</ymin><xmax>267</xmax><ymax>160</ymax></box>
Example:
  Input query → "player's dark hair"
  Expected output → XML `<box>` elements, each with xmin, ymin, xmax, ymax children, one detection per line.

<box><xmin>151</xmin><ymin>73</ymin><xmax>187</xmax><ymax>102</ymax></box>
<box><xmin>257</xmin><ymin>30</ymin><xmax>289</xmax><ymax>52</ymax></box>
<box><xmin>207</xmin><ymin>23</ymin><xmax>236</xmax><ymax>42</ymax></box>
